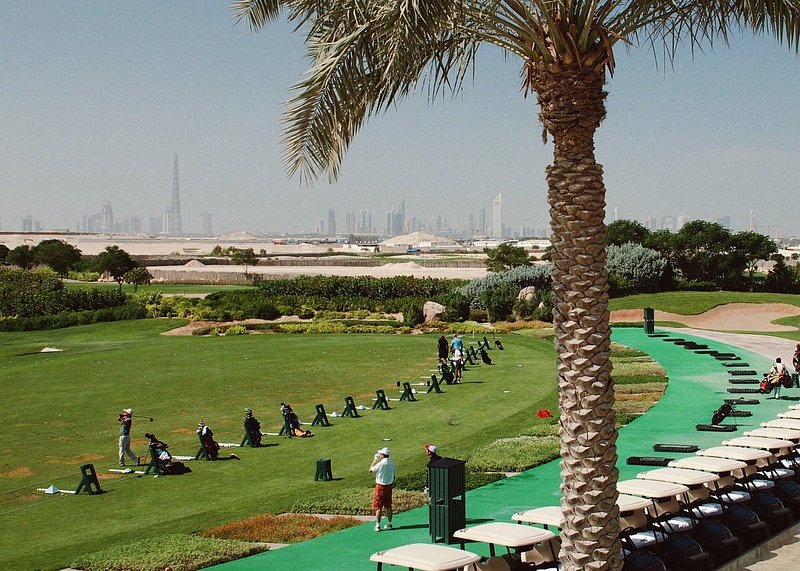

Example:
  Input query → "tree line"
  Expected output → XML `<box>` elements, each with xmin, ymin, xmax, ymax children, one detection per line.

<box><xmin>0</xmin><ymin>240</ymin><xmax>150</xmax><ymax>290</ymax></box>
<box><xmin>484</xmin><ymin>219</ymin><xmax>797</xmax><ymax>295</ymax></box>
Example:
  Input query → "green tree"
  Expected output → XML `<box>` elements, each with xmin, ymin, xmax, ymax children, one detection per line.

<box><xmin>32</xmin><ymin>239</ymin><xmax>83</xmax><ymax>279</ymax></box>
<box><xmin>0</xmin><ymin>244</ymin><xmax>9</xmax><ymax>264</ymax></box>
<box><xmin>124</xmin><ymin>266</ymin><xmax>152</xmax><ymax>292</ymax></box>
<box><xmin>95</xmin><ymin>246</ymin><xmax>137</xmax><ymax>290</ymax></box>
<box><xmin>235</xmin><ymin>2</ymin><xmax>800</xmax><ymax>567</ymax></box>
<box><xmin>671</xmin><ymin>220</ymin><xmax>732</xmax><ymax>284</ymax></box>
<box><xmin>6</xmin><ymin>245</ymin><xmax>35</xmax><ymax>270</ymax></box>
<box><xmin>605</xmin><ymin>220</ymin><xmax>650</xmax><ymax>247</ymax></box>
<box><xmin>483</xmin><ymin>243</ymin><xmax>531</xmax><ymax>272</ymax></box>
<box><xmin>729</xmin><ymin>231</ymin><xmax>777</xmax><ymax>288</ymax></box>
<box><xmin>230</xmin><ymin>247</ymin><xmax>259</xmax><ymax>276</ymax></box>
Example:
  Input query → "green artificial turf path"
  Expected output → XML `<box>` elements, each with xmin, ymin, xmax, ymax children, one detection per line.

<box><xmin>211</xmin><ymin>327</ymin><xmax>786</xmax><ymax>571</ymax></box>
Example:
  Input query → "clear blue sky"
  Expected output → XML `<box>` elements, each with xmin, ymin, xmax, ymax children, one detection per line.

<box><xmin>2</xmin><ymin>2</ymin><xmax>799</xmax><ymax>237</ymax></box>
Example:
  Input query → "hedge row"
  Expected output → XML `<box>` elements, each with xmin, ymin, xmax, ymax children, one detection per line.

<box><xmin>0</xmin><ymin>303</ymin><xmax>147</xmax><ymax>332</ymax></box>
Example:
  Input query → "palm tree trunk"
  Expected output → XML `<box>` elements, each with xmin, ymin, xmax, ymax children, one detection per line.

<box><xmin>534</xmin><ymin>63</ymin><xmax>621</xmax><ymax>571</ymax></box>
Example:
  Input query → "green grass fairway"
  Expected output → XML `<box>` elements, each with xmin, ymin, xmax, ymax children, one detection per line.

<box><xmin>0</xmin><ymin>321</ymin><xmax>557</xmax><ymax>570</ymax></box>
<box><xmin>609</xmin><ymin>291</ymin><xmax>800</xmax><ymax>314</ymax></box>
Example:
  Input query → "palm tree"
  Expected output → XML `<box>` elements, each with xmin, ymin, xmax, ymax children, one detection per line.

<box><xmin>232</xmin><ymin>1</ymin><xmax>800</xmax><ymax>568</ymax></box>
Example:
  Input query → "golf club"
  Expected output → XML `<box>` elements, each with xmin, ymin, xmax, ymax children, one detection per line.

<box><xmin>134</xmin><ymin>412</ymin><xmax>155</xmax><ymax>422</ymax></box>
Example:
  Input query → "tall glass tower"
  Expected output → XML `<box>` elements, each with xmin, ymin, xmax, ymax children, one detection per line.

<box><xmin>165</xmin><ymin>154</ymin><xmax>182</xmax><ymax>234</ymax></box>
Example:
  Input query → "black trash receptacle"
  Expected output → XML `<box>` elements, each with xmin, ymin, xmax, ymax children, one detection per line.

<box><xmin>428</xmin><ymin>458</ymin><xmax>466</xmax><ymax>544</ymax></box>
<box><xmin>643</xmin><ymin>307</ymin><xmax>655</xmax><ymax>335</ymax></box>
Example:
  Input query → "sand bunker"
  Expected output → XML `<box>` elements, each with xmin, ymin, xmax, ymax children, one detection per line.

<box><xmin>611</xmin><ymin>303</ymin><xmax>800</xmax><ymax>332</ymax></box>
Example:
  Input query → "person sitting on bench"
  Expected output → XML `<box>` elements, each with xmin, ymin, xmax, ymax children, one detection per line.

<box><xmin>281</xmin><ymin>403</ymin><xmax>315</xmax><ymax>438</ymax></box>
<box><xmin>244</xmin><ymin>408</ymin><xmax>262</xmax><ymax>446</ymax></box>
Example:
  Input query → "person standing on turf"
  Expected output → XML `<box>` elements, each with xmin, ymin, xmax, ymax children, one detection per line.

<box><xmin>369</xmin><ymin>447</ymin><xmax>396</xmax><ymax>532</ymax></box>
<box><xmin>118</xmin><ymin>408</ymin><xmax>139</xmax><ymax>466</ymax></box>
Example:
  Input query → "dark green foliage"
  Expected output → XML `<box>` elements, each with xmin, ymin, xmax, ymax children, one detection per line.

<box><xmin>0</xmin><ymin>268</ymin><xmax>129</xmax><ymax>321</ymax></box>
<box><xmin>435</xmin><ymin>291</ymin><xmax>471</xmax><ymax>322</ymax></box>
<box><xmin>484</xmin><ymin>243</ymin><xmax>531</xmax><ymax>272</ymax></box>
<box><xmin>401</xmin><ymin>299</ymin><xmax>425</xmax><ymax>326</ymax></box>
<box><xmin>204</xmin><ymin>291</ymin><xmax>281</xmax><ymax>320</ymax></box>
<box><xmin>480</xmin><ymin>283</ymin><xmax>518</xmax><ymax>322</ymax></box>
<box><xmin>675</xmin><ymin>280</ymin><xmax>718</xmax><ymax>292</ymax></box>
<box><xmin>0</xmin><ymin>244</ymin><xmax>9</xmax><ymax>264</ymax></box>
<box><xmin>765</xmin><ymin>254</ymin><xmax>796</xmax><ymax>293</ymax></box>
<box><xmin>0</xmin><ymin>268</ymin><xmax>64</xmax><ymax>317</ymax></box>
<box><xmin>31</xmin><ymin>239</ymin><xmax>82</xmax><ymax>277</ymax></box>
<box><xmin>606</xmin><ymin>219</ymin><xmax>650</xmax><ymax>246</ymax></box>
<box><xmin>230</xmin><ymin>247</ymin><xmax>259</xmax><ymax>275</ymax></box>
<box><xmin>124</xmin><ymin>266</ymin><xmax>152</xmax><ymax>291</ymax></box>
<box><xmin>0</xmin><ymin>303</ymin><xmax>146</xmax><ymax>331</ymax></box>
<box><xmin>95</xmin><ymin>245</ymin><xmax>137</xmax><ymax>287</ymax></box>
<box><xmin>257</xmin><ymin>275</ymin><xmax>460</xmax><ymax>299</ymax></box>
<box><xmin>6</xmin><ymin>245</ymin><xmax>35</xmax><ymax>269</ymax></box>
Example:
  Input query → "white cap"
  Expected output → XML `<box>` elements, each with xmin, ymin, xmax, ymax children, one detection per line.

<box><xmin>378</xmin><ymin>447</ymin><xmax>391</xmax><ymax>457</ymax></box>
<box><xmin>425</xmin><ymin>444</ymin><xmax>437</xmax><ymax>454</ymax></box>
<box><xmin>124</xmin><ymin>408</ymin><xmax>133</xmax><ymax>415</ymax></box>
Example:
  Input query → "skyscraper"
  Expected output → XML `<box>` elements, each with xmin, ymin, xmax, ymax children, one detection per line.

<box><xmin>165</xmin><ymin>154</ymin><xmax>182</xmax><ymax>234</ymax></box>
<box><xmin>201</xmin><ymin>212</ymin><xmax>213</xmax><ymax>236</ymax></box>
<box><xmin>328</xmin><ymin>209</ymin><xmax>336</xmax><ymax>236</ymax></box>
<box><xmin>492</xmin><ymin>193</ymin><xmax>502</xmax><ymax>238</ymax></box>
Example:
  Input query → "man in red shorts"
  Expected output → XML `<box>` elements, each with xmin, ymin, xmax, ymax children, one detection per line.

<box><xmin>369</xmin><ymin>447</ymin><xmax>397</xmax><ymax>531</ymax></box>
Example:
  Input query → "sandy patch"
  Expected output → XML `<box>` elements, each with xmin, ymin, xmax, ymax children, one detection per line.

<box><xmin>611</xmin><ymin>303</ymin><xmax>800</xmax><ymax>332</ymax></box>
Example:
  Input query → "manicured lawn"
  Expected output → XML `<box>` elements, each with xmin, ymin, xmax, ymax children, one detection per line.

<box><xmin>0</xmin><ymin>320</ymin><xmax>557</xmax><ymax>570</ymax></box>
<box><xmin>609</xmin><ymin>291</ymin><xmax>800</xmax><ymax>314</ymax></box>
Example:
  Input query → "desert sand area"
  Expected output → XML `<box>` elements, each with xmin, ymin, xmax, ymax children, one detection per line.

<box><xmin>610</xmin><ymin>303</ymin><xmax>800</xmax><ymax>332</ymax></box>
<box><xmin>149</xmin><ymin>260</ymin><xmax>489</xmax><ymax>281</ymax></box>
<box><xmin>0</xmin><ymin>231</ymin><xmax>354</xmax><ymax>256</ymax></box>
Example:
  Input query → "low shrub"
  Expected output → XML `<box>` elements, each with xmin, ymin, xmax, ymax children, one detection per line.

<box><xmin>465</xmin><ymin>435</ymin><xmax>560</xmax><ymax>472</ymax></box>
<box><xmin>393</xmin><ymin>470</ymin><xmax>506</xmax><ymax>492</ymax></box>
<box><xmin>71</xmin><ymin>533</ymin><xmax>266</xmax><ymax>571</ymax></box>
<box><xmin>225</xmin><ymin>324</ymin><xmax>247</xmax><ymax>336</ymax></box>
<box><xmin>290</xmin><ymin>487</ymin><xmax>427</xmax><ymax>516</ymax></box>
<box><xmin>0</xmin><ymin>303</ymin><xmax>147</xmax><ymax>332</ymax></box>
<box><xmin>675</xmin><ymin>280</ymin><xmax>719</xmax><ymax>292</ymax></box>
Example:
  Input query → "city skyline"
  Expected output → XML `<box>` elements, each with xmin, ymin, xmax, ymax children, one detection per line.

<box><xmin>2</xmin><ymin>4</ymin><xmax>799</xmax><ymax>238</ymax></box>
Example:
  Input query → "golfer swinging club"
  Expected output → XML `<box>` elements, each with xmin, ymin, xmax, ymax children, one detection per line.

<box><xmin>118</xmin><ymin>408</ymin><xmax>139</xmax><ymax>466</ymax></box>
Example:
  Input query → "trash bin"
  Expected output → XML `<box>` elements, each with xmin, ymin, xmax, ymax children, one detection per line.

<box><xmin>643</xmin><ymin>307</ymin><xmax>655</xmax><ymax>335</ymax></box>
<box><xmin>428</xmin><ymin>458</ymin><xmax>466</xmax><ymax>544</ymax></box>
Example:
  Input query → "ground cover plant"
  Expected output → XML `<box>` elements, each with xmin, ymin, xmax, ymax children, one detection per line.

<box><xmin>201</xmin><ymin>513</ymin><xmax>364</xmax><ymax>543</ymax></box>
<box><xmin>0</xmin><ymin>320</ymin><xmax>559</xmax><ymax>570</ymax></box>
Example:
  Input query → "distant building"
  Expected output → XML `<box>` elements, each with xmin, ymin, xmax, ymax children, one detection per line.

<box><xmin>101</xmin><ymin>203</ymin><xmax>114</xmax><ymax>232</ymax></box>
<box><xmin>22</xmin><ymin>214</ymin><xmax>33</xmax><ymax>232</ymax></box>
<box><xmin>328</xmin><ymin>209</ymin><xmax>336</xmax><ymax>236</ymax></box>
<box><xmin>164</xmin><ymin>154</ymin><xmax>182</xmax><ymax>234</ymax></box>
<box><xmin>492</xmin><ymin>194</ymin><xmax>502</xmax><ymax>238</ymax></box>
<box><xmin>200</xmin><ymin>212</ymin><xmax>213</xmax><ymax>236</ymax></box>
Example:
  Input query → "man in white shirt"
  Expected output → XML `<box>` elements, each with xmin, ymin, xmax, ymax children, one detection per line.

<box><xmin>369</xmin><ymin>447</ymin><xmax>397</xmax><ymax>531</ymax></box>
<box><xmin>769</xmin><ymin>357</ymin><xmax>788</xmax><ymax>399</ymax></box>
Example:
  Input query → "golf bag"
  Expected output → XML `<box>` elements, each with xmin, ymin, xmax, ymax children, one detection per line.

<box><xmin>440</xmin><ymin>363</ymin><xmax>455</xmax><ymax>384</ymax></box>
<box><xmin>760</xmin><ymin>371</ymin><xmax>790</xmax><ymax>394</ymax></box>
<box><xmin>494</xmin><ymin>339</ymin><xmax>504</xmax><ymax>350</ymax></box>
<box><xmin>480</xmin><ymin>348</ymin><xmax>493</xmax><ymax>365</ymax></box>
<box><xmin>711</xmin><ymin>402</ymin><xmax>733</xmax><ymax>425</ymax></box>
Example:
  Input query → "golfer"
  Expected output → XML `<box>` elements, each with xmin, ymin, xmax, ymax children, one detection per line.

<box><xmin>118</xmin><ymin>408</ymin><xmax>139</xmax><ymax>466</ymax></box>
<box><xmin>369</xmin><ymin>447</ymin><xmax>396</xmax><ymax>532</ymax></box>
